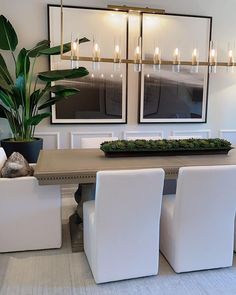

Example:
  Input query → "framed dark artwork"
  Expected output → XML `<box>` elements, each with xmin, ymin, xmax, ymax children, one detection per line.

<box><xmin>139</xmin><ymin>13</ymin><xmax>212</xmax><ymax>123</ymax></box>
<box><xmin>48</xmin><ymin>5</ymin><xmax>128</xmax><ymax>124</ymax></box>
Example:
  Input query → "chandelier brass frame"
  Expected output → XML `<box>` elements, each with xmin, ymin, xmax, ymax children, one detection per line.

<box><xmin>59</xmin><ymin>0</ymin><xmax>231</xmax><ymax>68</ymax></box>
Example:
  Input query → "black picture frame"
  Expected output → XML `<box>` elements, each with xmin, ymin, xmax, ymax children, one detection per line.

<box><xmin>48</xmin><ymin>5</ymin><xmax>128</xmax><ymax>124</ymax></box>
<box><xmin>139</xmin><ymin>12</ymin><xmax>212</xmax><ymax>124</ymax></box>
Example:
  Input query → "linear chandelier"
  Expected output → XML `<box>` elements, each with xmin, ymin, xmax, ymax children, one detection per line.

<box><xmin>60</xmin><ymin>1</ymin><xmax>234</xmax><ymax>73</ymax></box>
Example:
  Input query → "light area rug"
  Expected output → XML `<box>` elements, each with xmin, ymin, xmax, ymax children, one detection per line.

<box><xmin>0</xmin><ymin>197</ymin><xmax>236</xmax><ymax>295</ymax></box>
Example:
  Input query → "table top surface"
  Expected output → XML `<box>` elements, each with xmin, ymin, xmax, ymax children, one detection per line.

<box><xmin>34</xmin><ymin>148</ymin><xmax>236</xmax><ymax>184</ymax></box>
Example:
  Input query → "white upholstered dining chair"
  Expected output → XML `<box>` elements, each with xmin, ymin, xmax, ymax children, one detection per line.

<box><xmin>0</xmin><ymin>148</ymin><xmax>62</xmax><ymax>252</ymax></box>
<box><xmin>160</xmin><ymin>165</ymin><xmax>236</xmax><ymax>273</ymax></box>
<box><xmin>80</xmin><ymin>136</ymin><xmax>118</xmax><ymax>148</ymax></box>
<box><xmin>83</xmin><ymin>168</ymin><xmax>165</xmax><ymax>283</ymax></box>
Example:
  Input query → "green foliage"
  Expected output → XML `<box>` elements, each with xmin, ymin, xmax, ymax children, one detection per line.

<box><xmin>100</xmin><ymin>138</ymin><xmax>232</xmax><ymax>153</ymax></box>
<box><xmin>0</xmin><ymin>15</ymin><xmax>89</xmax><ymax>141</ymax></box>
<box><xmin>0</xmin><ymin>15</ymin><xmax>18</xmax><ymax>51</ymax></box>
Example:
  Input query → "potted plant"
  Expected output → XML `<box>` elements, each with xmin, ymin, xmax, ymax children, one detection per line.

<box><xmin>0</xmin><ymin>15</ymin><xmax>89</xmax><ymax>162</ymax></box>
<box><xmin>100</xmin><ymin>138</ymin><xmax>233</xmax><ymax>157</ymax></box>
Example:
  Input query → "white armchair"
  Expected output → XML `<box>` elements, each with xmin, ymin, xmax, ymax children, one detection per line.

<box><xmin>0</xmin><ymin>148</ymin><xmax>62</xmax><ymax>252</ymax></box>
<box><xmin>83</xmin><ymin>168</ymin><xmax>165</xmax><ymax>283</ymax></box>
<box><xmin>160</xmin><ymin>165</ymin><xmax>236</xmax><ymax>273</ymax></box>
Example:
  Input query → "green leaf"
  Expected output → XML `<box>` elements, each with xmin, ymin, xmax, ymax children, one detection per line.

<box><xmin>30</xmin><ymin>89</ymin><xmax>41</xmax><ymax>104</ymax></box>
<box><xmin>0</xmin><ymin>15</ymin><xmax>18</xmax><ymax>51</ymax></box>
<box><xmin>0</xmin><ymin>104</ymin><xmax>7</xmax><ymax>118</ymax></box>
<box><xmin>39</xmin><ymin>37</ymin><xmax>90</xmax><ymax>56</ymax></box>
<box><xmin>38</xmin><ymin>67</ymin><xmax>89</xmax><ymax>82</ymax></box>
<box><xmin>11</xmin><ymin>74</ymin><xmax>26</xmax><ymax>108</ymax></box>
<box><xmin>38</xmin><ymin>96</ymin><xmax>64</xmax><ymax>110</ymax></box>
<box><xmin>0</xmin><ymin>76</ymin><xmax>12</xmax><ymax>93</ymax></box>
<box><xmin>39</xmin><ymin>42</ymin><xmax>71</xmax><ymax>56</ymax></box>
<box><xmin>0</xmin><ymin>53</ymin><xmax>13</xmax><ymax>84</ymax></box>
<box><xmin>78</xmin><ymin>37</ymin><xmax>90</xmax><ymax>44</ymax></box>
<box><xmin>28</xmin><ymin>40</ymin><xmax>49</xmax><ymax>58</ymax></box>
<box><xmin>16</xmin><ymin>48</ymin><xmax>30</xmax><ymax>77</ymax></box>
<box><xmin>49</xmin><ymin>85</ymin><xmax>79</xmax><ymax>97</ymax></box>
<box><xmin>26</xmin><ymin>113</ymin><xmax>51</xmax><ymax>126</ymax></box>
<box><xmin>0</xmin><ymin>89</ymin><xmax>15</xmax><ymax>108</ymax></box>
<box><xmin>3</xmin><ymin>109</ymin><xmax>21</xmax><ymax>137</ymax></box>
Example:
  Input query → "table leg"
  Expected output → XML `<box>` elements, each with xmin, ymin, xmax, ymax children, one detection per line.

<box><xmin>76</xmin><ymin>184</ymin><xmax>96</xmax><ymax>220</ymax></box>
<box><xmin>69</xmin><ymin>184</ymin><xmax>95</xmax><ymax>252</ymax></box>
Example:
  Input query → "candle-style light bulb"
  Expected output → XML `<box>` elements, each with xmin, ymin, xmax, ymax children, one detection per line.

<box><xmin>134</xmin><ymin>46</ymin><xmax>141</xmax><ymax>61</ymax></box>
<box><xmin>72</xmin><ymin>42</ymin><xmax>77</xmax><ymax>53</ymax></box>
<box><xmin>153</xmin><ymin>46</ymin><xmax>161</xmax><ymax>72</ymax></box>
<box><xmin>210</xmin><ymin>49</ymin><xmax>216</xmax><ymax>63</ymax></box>
<box><xmin>113</xmin><ymin>43</ymin><xmax>121</xmax><ymax>71</ymax></box>
<box><xmin>209</xmin><ymin>41</ymin><xmax>217</xmax><ymax>73</ymax></box>
<box><xmin>92</xmin><ymin>40</ymin><xmax>101</xmax><ymax>71</ymax></box>
<box><xmin>191</xmin><ymin>47</ymin><xmax>199</xmax><ymax>73</ymax></box>
<box><xmin>172</xmin><ymin>47</ymin><xmax>180</xmax><ymax>72</ymax></box>
<box><xmin>93</xmin><ymin>43</ymin><xmax>100</xmax><ymax>61</ymax></box>
<box><xmin>227</xmin><ymin>42</ymin><xmax>235</xmax><ymax>73</ymax></box>
<box><xmin>154</xmin><ymin>47</ymin><xmax>161</xmax><ymax>63</ymax></box>
<box><xmin>114</xmin><ymin>45</ymin><xmax>121</xmax><ymax>60</ymax></box>
<box><xmin>228</xmin><ymin>49</ymin><xmax>234</xmax><ymax>66</ymax></box>
<box><xmin>71</xmin><ymin>33</ymin><xmax>79</xmax><ymax>69</ymax></box>
<box><xmin>192</xmin><ymin>48</ymin><xmax>198</xmax><ymax>64</ymax></box>
<box><xmin>134</xmin><ymin>36</ymin><xmax>142</xmax><ymax>72</ymax></box>
<box><xmin>173</xmin><ymin>48</ymin><xmax>180</xmax><ymax>63</ymax></box>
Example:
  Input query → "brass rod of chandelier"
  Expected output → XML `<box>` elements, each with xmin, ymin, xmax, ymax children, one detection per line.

<box><xmin>107</xmin><ymin>4</ymin><xmax>165</xmax><ymax>14</ymax></box>
<box><xmin>60</xmin><ymin>55</ymin><xmax>229</xmax><ymax>66</ymax></box>
<box><xmin>60</xmin><ymin>0</ymin><xmax>64</xmax><ymax>57</ymax></box>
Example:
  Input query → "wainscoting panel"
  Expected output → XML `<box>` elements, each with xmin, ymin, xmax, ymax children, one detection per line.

<box><xmin>123</xmin><ymin>130</ymin><xmax>164</xmax><ymax>140</ymax></box>
<box><xmin>219</xmin><ymin>130</ymin><xmax>236</xmax><ymax>144</ymax></box>
<box><xmin>70</xmin><ymin>131</ymin><xmax>115</xmax><ymax>149</ymax></box>
<box><xmin>170</xmin><ymin>129</ymin><xmax>211</xmax><ymax>139</ymax></box>
<box><xmin>35</xmin><ymin>132</ymin><xmax>60</xmax><ymax>149</ymax></box>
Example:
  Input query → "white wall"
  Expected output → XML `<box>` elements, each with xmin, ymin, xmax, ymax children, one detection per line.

<box><xmin>1</xmin><ymin>0</ymin><xmax>236</xmax><ymax>148</ymax></box>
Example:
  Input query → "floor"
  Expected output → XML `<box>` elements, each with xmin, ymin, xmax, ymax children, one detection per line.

<box><xmin>0</xmin><ymin>198</ymin><xmax>236</xmax><ymax>295</ymax></box>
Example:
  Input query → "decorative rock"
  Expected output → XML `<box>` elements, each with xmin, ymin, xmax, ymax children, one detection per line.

<box><xmin>1</xmin><ymin>152</ymin><xmax>34</xmax><ymax>178</ymax></box>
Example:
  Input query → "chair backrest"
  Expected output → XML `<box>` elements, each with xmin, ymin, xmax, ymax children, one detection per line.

<box><xmin>0</xmin><ymin>148</ymin><xmax>7</xmax><ymax>171</ymax></box>
<box><xmin>80</xmin><ymin>137</ymin><xmax>118</xmax><ymax>149</ymax></box>
<box><xmin>173</xmin><ymin>165</ymin><xmax>236</xmax><ymax>251</ymax></box>
<box><xmin>94</xmin><ymin>168</ymin><xmax>165</xmax><ymax>260</ymax></box>
<box><xmin>168</xmin><ymin>135</ymin><xmax>202</xmax><ymax>140</ymax></box>
<box><xmin>126</xmin><ymin>136</ymin><xmax>162</xmax><ymax>140</ymax></box>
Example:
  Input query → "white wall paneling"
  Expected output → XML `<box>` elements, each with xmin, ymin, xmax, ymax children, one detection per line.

<box><xmin>219</xmin><ymin>130</ymin><xmax>236</xmax><ymax>144</ymax></box>
<box><xmin>123</xmin><ymin>130</ymin><xmax>164</xmax><ymax>140</ymax></box>
<box><xmin>70</xmin><ymin>131</ymin><xmax>115</xmax><ymax>149</ymax></box>
<box><xmin>170</xmin><ymin>130</ymin><xmax>211</xmax><ymax>139</ymax></box>
<box><xmin>34</xmin><ymin>132</ymin><xmax>60</xmax><ymax>149</ymax></box>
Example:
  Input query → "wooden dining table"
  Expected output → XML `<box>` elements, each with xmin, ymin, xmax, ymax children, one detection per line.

<box><xmin>34</xmin><ymin>147</ymin><xmax>236</xmax><ymax>252</ymax></box>
<box><xmin>34</xmin><ymin>147</ymin><xmax>236</xmax><ymax>185</ymax></box>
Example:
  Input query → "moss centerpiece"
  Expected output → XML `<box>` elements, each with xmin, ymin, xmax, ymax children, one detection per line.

<box><xmin>100</xmin><ymin>138</ymin><xmax>233</xmax><ymax>157</ymax></box>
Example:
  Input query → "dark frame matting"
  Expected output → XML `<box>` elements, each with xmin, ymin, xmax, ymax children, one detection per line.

<box><xmin>48</xmin><ymin>4</ymin><xmax>128</xmax><ymax>124</ymax></box>
<box><xmin>138</xmin><ymin>12</ymin><xmax>212</xmax><ymax>124</ymax></box>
